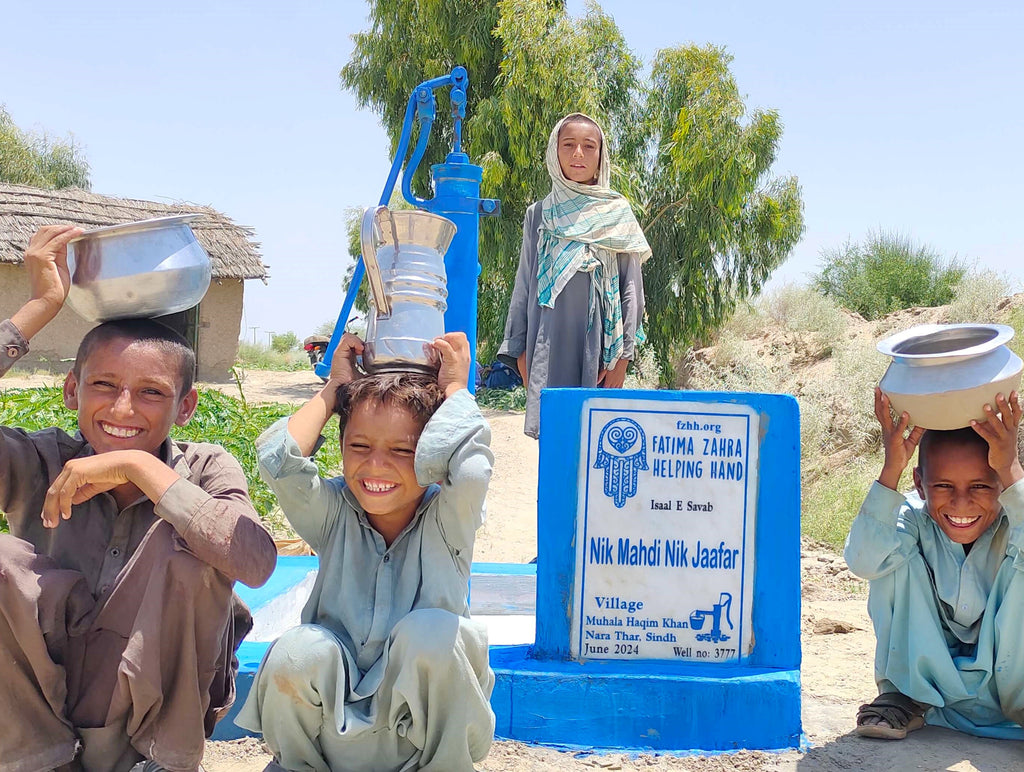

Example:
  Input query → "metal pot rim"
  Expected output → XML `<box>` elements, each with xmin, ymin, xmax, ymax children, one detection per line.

<box><xmin>877</xmin><ymin>323</ymin><xmax>1015</xmax><ymax>361</ymax></box>
<box><xmin>69</xmin><ymin>214</ymin><xmax>203</xmax><ymax>242</ymax></box>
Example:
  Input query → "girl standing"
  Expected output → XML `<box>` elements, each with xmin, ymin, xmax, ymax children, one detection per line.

<box><xmin>498</xmin><ymin>113</ymin><xmax>652</xmax><ymax>438</ymax></box>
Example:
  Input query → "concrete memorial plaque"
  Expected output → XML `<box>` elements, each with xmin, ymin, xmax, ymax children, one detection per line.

<box><xmin>570</xmin><ymin>398</ymin><xmax>758</xmax><ymax>662</ymax></box>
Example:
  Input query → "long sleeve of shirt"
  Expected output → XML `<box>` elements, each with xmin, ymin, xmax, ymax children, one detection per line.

<box><xmin>618</xmin><ymin>252</ymin><xmax>646</xmax><ymax>360</ymax></box>
<box><xmin>414</xmin><ymin>389</ymin><xmax>493</xmax><ymax>556</ymax></box>
<box><xmin>255</xmin><ymin>417</ymin><xmax>343</xmax><ymax>555</ymax></box>
<box><xmin>154</xmin><ymin>447</ymin><xmax>277</xmax><ymax>588</ymax></box>
<box><xmin>843</xmin><ymin>481</ymin><xmax>924</xmax><ymax>580</ymax></box>
<box><xmin>497</xmin><ymin>206</ymin><xmax>541</xmax><ymax>364</ymax></box>
<box><xmin>0</xmin><ymin>319</ymin><xmax>29</xmax><ymax>377</ymax></box>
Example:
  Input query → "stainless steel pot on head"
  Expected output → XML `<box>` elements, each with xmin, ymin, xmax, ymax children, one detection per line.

<box><xmin>360</xmin><ymin>206</ymin><xmax>457</xmax><ymax>373</ymax></box>
<box><xmin>66</xmin><ymin>215</ymin><xmax>212</xmax><ymax>322</ymax></box>
<box><xmin>877</xmin><ymin>323</ymin><xmax>1024</xmax><ymax>429</ymax></box>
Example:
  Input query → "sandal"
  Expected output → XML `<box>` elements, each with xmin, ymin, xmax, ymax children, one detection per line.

<box><xmin>855</xmin><ymin>692</ymin><xmax>926</xmax><ymax>739</ymax></box>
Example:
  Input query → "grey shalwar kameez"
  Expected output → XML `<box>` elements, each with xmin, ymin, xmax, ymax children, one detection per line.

<box><xmin>0</xmin><ymin>319</ymin><xmax>278</xmax><ymax>772</ymax></box>
<box><xmin>497</xmin><ymin>202</ymin><xmax>646</xmax><ymax>438</ymax></box>
<box><xmin>236</xmin><ymin>389</ymin><xmax>496</xmax><ymax>772</ymax></box>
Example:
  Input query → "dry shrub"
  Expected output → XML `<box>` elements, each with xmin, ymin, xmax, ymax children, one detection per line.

<box><xmin>624</xmin><ymin>345</ymin><xmax>662</xmax><ymax>390</ymax></box>
<box><xmin>943</xmin><ymin>270</ymin><xmax>1017</xmax><ymax>324</ymax></box>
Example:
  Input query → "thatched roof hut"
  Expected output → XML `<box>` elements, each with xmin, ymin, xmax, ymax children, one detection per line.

<box><xmin>0</xmin><ymin>183</ymin><xmax>267</xmax><ymax>380</ymax></box>
<box><xmin>0</xmin><ymin>183</ymin><xmax>267</xmax><ymax>280</ymax></box>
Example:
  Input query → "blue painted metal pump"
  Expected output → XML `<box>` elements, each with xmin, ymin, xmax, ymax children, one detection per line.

<box><xmin>315</xmin><ymin>66</ymin><xmax>500</xmax><ymax>384</ymax></box>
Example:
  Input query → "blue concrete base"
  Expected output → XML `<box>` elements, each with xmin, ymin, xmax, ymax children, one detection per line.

<box><xmin>490</xmin><ymin>646</ymin><xmax>801</xmax><ymax>752</ymax></box>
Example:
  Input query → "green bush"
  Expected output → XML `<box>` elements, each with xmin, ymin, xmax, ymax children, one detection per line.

<box><xmin>236</xmin><ymin>341</ymin><xmax>307</xmax><ymax>371</ymax></box>
<box><xmin>476</xmin><ymin>386</ymin><xmax>527</xmax><ymax>412</ymax></box>
<box><xmin>813</xmin><ymin>231</ymin><xmax>965</xmax><ymax>320</ymax></box>
<box><xmin>270</xmin><ymin>331</ymin><xmax>300</xmax><ymax>354</ymax></box>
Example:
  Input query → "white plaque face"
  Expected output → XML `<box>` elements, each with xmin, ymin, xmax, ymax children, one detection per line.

<box><xmin>570</xmin><ymin>398</ymin><xmax>759</xmax><ymax>663</ymax></box>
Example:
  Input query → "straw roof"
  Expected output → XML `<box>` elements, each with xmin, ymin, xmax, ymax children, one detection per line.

<box><xmin>0</xmin><ymin>183</ymin><xmax>266</xmax><ymax>280</ymax></box>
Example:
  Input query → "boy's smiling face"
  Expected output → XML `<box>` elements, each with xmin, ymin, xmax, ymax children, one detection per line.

<box><xmin>63</xmin><ymin>336</ymin><xmax>197</xmax><ymax>456</ymax></box>
<box><xmin>342</xmin><ymin>399</ymin><xmax>427</xmax><ymax>540</ymax></box>
<box><xmin>914</xmin><ymin>439</ymin><xmax>1003</xmax><ymax>545</ymax></box>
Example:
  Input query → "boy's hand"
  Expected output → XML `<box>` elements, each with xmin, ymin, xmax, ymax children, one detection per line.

<box><xmin>598</xmin><ymin>358</ymin><xmax>629</xmax><ymax>389</ymax></box>
<box><xmin>329</xmin><ymin>333</ymin><xmax>365</xmax><ymax>386</ymax></box>
<box><xmin>875</xmin><ymin>387</ymin><xmax>924</xmax><ymax>491</ymax></box>
<box><xmin>434</xmin><ymin>332</ymin><xmax>471</xmax><ymax>398</ymax></box>
<box><xmin>971</xmin><ymin>391</ymin><xmax>1024</xmax><ymax>489</ymax></box>
<box><xmin>26</xmin><ymin>225</ymin><xmax>80</xmax><ymax>307</ymax></box>
<box><xmin>11</xmin><ymin>225</ymin><xmax>83</xmax><ymax>341</ymax></box>
<box><xmin>42</xmin><ymin>450</ymin><xmax>179</xmax><ymax>527</ymax></box>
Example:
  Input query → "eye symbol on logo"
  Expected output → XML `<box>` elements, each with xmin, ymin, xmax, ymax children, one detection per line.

<box><xmin>594</xmin><ymin>417</ymin><xmax>648</xmax><ymax>508</ymax></box>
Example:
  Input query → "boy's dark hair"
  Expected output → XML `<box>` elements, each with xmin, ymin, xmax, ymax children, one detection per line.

<box><xmin>333</xmin><ymin>373</ymin><xmax>445</xmax><ymax>438</ymax></box>
<box><xmin>73</xmin><ymin>318</ymin><xmax>196</xmax><ymax>397</ymax></box>
<box><xmin>917</xmin><ymin>427</ymin><xmax>992</xmax><ymax>477</ymax></box>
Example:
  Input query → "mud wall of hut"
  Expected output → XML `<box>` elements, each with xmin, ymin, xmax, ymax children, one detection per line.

<box><xmin>0</xmin><ymin>265</ymin><xmax>244</xmax><ymax>381</ymax></box>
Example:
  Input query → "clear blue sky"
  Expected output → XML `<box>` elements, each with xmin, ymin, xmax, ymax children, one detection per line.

<box><xmin>4</xmin><ymin>1</ymin><xmax>1022</xmax><ymax>344</ymax></box>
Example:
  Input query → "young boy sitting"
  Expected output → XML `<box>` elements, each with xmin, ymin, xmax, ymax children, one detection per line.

<box><xmin>845</xmin><ymin>386</ymin><xmax>1024</xmax><ymax>740</ymax></box>
<box><xmin>0</xmin><ymin>225</ymin><xmax>278</xmax><ymax>771</ymax></box>
<box><xmin>235</xmin><ymin>331</ymin><xmax>495</xmax><ymax>772</ymax></box>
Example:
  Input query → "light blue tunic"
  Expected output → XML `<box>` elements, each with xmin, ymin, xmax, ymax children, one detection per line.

<box><xmin>844</xmin><ymin>480</ymin><xmax>1024</xmax><ymax>739</ymax></box>
<box><xmin>236</xmin><ymin>390</ymin><xmax>496</xmax><ymax>771</ymax></box>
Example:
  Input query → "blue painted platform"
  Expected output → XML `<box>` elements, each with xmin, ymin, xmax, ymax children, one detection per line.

<box><xmin>490</xmin><ymin>647</ymin><xmax>801</xmax><ymax>751</ymax></box>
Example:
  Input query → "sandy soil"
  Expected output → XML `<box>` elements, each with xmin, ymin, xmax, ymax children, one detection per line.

<box><xmin>5</xmin><ymin>367</ymin><xmax>1022</xmax><ymax>770</ymax></box>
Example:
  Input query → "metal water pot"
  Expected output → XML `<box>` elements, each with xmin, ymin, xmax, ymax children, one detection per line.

<box><xmin>877</xmin><ymin>323</ymin><xmax>1024</xmax><ymax>430</ymax></box>
<box><xmin>360</xmin><ymin>206</ymin><xmax>457</xmax><ymax>373</ymax></box>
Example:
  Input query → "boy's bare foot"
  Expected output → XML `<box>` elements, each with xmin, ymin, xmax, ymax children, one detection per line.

<box><xmin>855</xmin><ymin>691</ymin><xmax>926</xmax><ymax>739</ymax></box>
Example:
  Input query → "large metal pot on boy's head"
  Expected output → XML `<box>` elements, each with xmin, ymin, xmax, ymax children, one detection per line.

<box><xmin>65</xmin><ymin>215</ymin><xmax>212</xmax><ymax>322</ymax></box>
<box><xmin>360</xmin><ymin>206</ymin><xmax>457</xmax><ymax>374</ymax></box>
<box><xmin>877</xmin><ymin>323</ymin><xmax>1023</xmax><ymax>430</ymax></box>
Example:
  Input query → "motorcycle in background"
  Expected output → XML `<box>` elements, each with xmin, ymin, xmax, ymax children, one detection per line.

<box><xmin>303</xmin><ymin>335</ymin><xmax>330</xmax><ymax>381</ymax></box>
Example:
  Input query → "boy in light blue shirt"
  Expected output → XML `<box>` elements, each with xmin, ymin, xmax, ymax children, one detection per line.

<box><xmin>845</xmin><ymin>388</ymin><xmax>1024</xmax><ymax>740</ymax></box>
<box><xmin>236</xmin><ymin>332</ymin><xmax>495</xmax><ymax>771</ymax></box>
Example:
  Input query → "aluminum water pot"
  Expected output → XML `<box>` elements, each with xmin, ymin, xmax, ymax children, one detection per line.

<box><xmin>877</xmin><ymin>323</ymin><xmax>1023</xmax><ymax>430</ymax></box>
<box><xmin>360</xmin><ymin>206</ymin><xmax>457</xmax><ymax>373</ymax></box>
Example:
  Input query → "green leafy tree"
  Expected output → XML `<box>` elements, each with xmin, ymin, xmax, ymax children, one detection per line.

<box><xmin>0</xmin><ymin>106</ymin><xmax>91</xmax><ymax>190</ymax></box>
<box><xmin>634</xmin><ymin>45</ymin><xmax>804</xmax><ymax>370</ymax></box>
<box><xmin>813</xmin><ymin>231</ymin><xmax>965</xmax><ymax>320</ymax></box>
<box><xmin>270</xmin><ymin>331</ymin><xmax>299</xmax><ymax>353</ymax></box>
<box><xmin>342</xmin><ymin>1</ymin><xmax>803</xmax><ymax>377</ymax></box>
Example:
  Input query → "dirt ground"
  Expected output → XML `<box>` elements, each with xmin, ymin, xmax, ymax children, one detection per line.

<box><xmin>6</xmin><ymin>367</ymin><xmax>1023</xmax><ymax>770</ymax></box>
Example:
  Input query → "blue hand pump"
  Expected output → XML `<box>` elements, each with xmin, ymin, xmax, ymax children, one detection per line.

<box><xmin>315</xmin><ymin>66</ymin><xmax>500</xmax><ymax>388</ymax></box>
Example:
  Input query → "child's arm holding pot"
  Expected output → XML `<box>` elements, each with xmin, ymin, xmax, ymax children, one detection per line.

<box><xmin>844</xmin><ymin>387</ymin><xmax>926</xmax><ymax>580</ymax></box>
<box><xmin>417</xmin><ymin>332</ymin><xmax>493</xmax><ymax>551</ymax></box>
<box><xmin>874</xmin><ymin>387</ymin><xmax>925</xmax><ymax>492</ymax></box>
<box><xmin>4</xmin><ymin>225</ymin><xmax>83</xmax><ymax>376</ymax></box>
<box><xmin>286</xmin><ymin>332</ymin><xmax>364</xmax><ymax>455</ymax></box>
<box><xmin>970</xmin><ymin>391</ymin><xmax>1024</xmax><ymax>490</ymax></box>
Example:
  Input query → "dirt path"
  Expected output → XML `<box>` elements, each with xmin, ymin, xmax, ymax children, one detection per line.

<box><xmin>5</xmin><ymin>368</ymin><xmax>1021</xmax><ymax>769</ymax></box>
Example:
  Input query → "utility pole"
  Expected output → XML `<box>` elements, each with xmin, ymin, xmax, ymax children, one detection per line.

<box><xmin>250</xmin><ymin>326</ymin><xmax>259</xmax><ymax>345</ymax></box>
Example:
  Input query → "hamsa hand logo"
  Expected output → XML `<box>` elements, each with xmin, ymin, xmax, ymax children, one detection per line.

<box><xmin>594</xmin><ymin>417</ymin><xmax>648</xmax><ymax>508</ymax></box>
